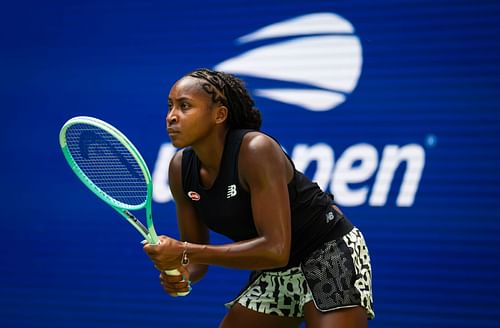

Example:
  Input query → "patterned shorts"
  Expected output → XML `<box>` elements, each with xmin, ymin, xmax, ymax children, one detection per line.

<box><xmin>225</xmin><ymin>228</ymin><xmax>374</xmax><ymax>319</ymax></box>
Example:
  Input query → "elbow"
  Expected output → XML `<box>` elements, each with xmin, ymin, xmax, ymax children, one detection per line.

<box><xmin>275</xmin><ymin>253</ymin><xmax>289</xmax><ymax>269</ymax></box>
<box><xmin>268</xmin><ymin>241</ymin><xmax>290</xmax><ymax>268</ymax></box>
<box><xmin>188</xmin><ymin>263</ymin><xmax>209</xmax><ymax>284</ymax></box>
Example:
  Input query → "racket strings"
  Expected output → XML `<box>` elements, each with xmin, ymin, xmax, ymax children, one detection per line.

<box><xmin>64</xmin><ymin>123</ymin><xmax>148</xmax><ymax>206</ymax></box>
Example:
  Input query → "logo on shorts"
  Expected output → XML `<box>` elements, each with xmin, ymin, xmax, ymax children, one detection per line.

<box><xmin>227</xmin><ymin>184</ymin><xmax>237</xmax><ymax>198</ymax></box>
<box><xmin>187</xmin><ymin>191</ymin><xmax>201</xmax><ymax>201</ymax></box>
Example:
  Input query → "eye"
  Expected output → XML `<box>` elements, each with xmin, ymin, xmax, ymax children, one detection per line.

<box><xmin>180</xmin><ymin>101</ymin><xmax>190</xmax><ymax>110</ymax></box>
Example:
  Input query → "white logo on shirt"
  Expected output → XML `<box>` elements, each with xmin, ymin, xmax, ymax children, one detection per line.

<box><xmin>227</xmin><ymin>184</ymin><xmax>237</xmax><ymax>198</ymax></box>
<box><xmin>326</xmin><ymin>211</ymin><xmax>335</xmax><ymax>223</ymax></box>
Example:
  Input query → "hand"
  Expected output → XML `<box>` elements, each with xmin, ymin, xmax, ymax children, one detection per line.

<box><xmin>143</xmin><ymin>235</ymin><xmax>184</xmax><ymax>271</ymax></box>
<box><xmin>159</xmin><ymin>265</ymin><xmax>191</xmax><ymax>297</ymax></box>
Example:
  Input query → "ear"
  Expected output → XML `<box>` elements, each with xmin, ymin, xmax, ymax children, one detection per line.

<box><xmin>214</xmin><ymin>105</ymin><xmax>228</xmax><ymax>125</ymax></box>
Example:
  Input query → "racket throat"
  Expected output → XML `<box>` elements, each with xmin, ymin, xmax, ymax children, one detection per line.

<box><xmin>124</xmin><ymin>210</ymin><xmax>149</xmax><ymax>236</ymax></box>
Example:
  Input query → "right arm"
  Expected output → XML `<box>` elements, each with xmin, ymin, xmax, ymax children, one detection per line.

<box><xmin>169</xmin><ymin>149</ymin><xmax>210</xmax><ymax>283</ymax></box>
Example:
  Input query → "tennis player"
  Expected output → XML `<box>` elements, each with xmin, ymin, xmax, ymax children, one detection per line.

<box><xmin>143</xmin><ymin>68</ymin><xmax>374</xmax><ymax>327</ymax></box>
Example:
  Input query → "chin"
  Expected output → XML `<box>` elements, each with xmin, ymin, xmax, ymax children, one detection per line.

<box><xmin>170</xmin><ymin>137</ymin><xmax>186</xmax><ymax>149</ymax></box>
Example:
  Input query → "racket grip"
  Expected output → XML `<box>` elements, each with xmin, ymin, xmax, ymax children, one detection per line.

<box><xmin>165</xmin><ymin>269</ymin><xmax>190</xmax><ymax>296</ymax></box>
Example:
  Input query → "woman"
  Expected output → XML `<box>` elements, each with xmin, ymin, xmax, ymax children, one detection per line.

<box><xmin>143</xmin><ymin>68</ymin><xmax>374</xmax><ymax>327</ymax></box>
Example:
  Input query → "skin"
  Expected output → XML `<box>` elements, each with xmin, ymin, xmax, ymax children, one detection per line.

<box><xmin>143</xmin><ymin>75</ymin><xmax>368</xmax><ymax>327</ymax></box>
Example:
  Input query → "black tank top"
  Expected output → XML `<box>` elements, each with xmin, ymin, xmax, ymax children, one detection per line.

<box><xmin>181</xmin><ymin>129</ymin><xmax>353</xmax><ymax>268</ymax></box>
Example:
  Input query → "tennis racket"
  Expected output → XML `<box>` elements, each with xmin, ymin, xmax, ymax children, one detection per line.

<box><xmin>59</xmin><ymin>116</ymin><xmax>189</xmax><ymax>296</ymax></box>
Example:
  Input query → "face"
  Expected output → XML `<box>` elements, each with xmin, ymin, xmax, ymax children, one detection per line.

<box><xmin>167</xmin><ymin>76</ymin><xmax>223</xmax><ymax>148</ymax></box>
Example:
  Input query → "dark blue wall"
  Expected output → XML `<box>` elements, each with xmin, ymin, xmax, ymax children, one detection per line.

<box><xmin>1</xmin><ymin>1</ymin><xmax>500</xmax><ymax>327</ymax></box>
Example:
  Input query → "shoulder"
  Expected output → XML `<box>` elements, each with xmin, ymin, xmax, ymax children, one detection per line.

<box><xmin>169</xmin><ymin>149</ymin><xmax>191</xmax><ymax>200</ymax></box>
<box><xmin>169</xmin><ymin>148</ymin><xmax>194</xmax><ymax>182</ymax></box>
<box><xmin>238</xmin><ymin>131</ymin><xmax>291</xmax><ymax>184</ymax></box>
<box><xmin>240</xmin><ymin>131</ymin><xmax>282</xmax><ymax>155</ymax></box>
<box><xmin>169</xmin><ymin>148</ymin><xmax>184</xmax><ymax>171</ymax></box>
<box><xmin>170</xmin><ymin>147</ymin><xmax>194</xmax><ymax>169</ymax></box>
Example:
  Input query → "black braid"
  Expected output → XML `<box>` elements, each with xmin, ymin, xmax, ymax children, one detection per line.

<box><xmin>187</xmin><ymin>68</ymin><xmax>262</xmax><ymax>130</ymax></box>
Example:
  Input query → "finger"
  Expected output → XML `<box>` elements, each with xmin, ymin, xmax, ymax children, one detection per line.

<box><xmin>160</xmin><ymin>272</ymin><xmax>184</xmax><ymax>283</ymax></box>
<box><xmin>176</xmin><ymin>266</ymin><xmax>191</xmax><ymax>282</ymax></box>
<box><xmin>160</xmin><ymin>272</ymin><xmax>190</xmax><ymax>287</ymax></box>
<box><xmin>143</xmin><ymin>243</ymin><xmax>158</xmax><ymax>255</ymax></box>
<box><xmin>160</xmin><ymin>281</ymin><xmax>180</xmax><ymax>297</ymax></box>
<box><xmin>161</xmin><ymin>269</ymin><xmax>190</xmax><ymax>283</ymax></box>
<box><xmin>160</xmin><ymin>279</ymin><xmax>191</xmax><ymax>296</ymax></box>
<box><xmin>164</xmin><ymin>284</ymin><xmax>191</xmax><ymax>296</ymax></box>
<box><xmin>158</xmin><ymin>235</ymin><xmax>169</xmax><ymax>243</ymax></box>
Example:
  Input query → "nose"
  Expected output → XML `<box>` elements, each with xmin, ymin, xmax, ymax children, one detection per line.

<box><xmin>166</xmin><ymin>109</ymin><xmax>177</xmax><ymax>126</ymax></box>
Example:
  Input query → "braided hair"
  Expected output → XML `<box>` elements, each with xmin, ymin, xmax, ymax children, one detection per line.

<box><xmin>186</xmin><ymin>68</ymin><xmax>262</xmax><ymax>130</ymax></box>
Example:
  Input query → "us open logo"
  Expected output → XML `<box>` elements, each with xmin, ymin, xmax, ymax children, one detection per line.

<box><xmin>153</xmin><ymin>13</ymin><xmax>426</xmax><ymax>208</ymax></box>
<box><xmin>215</xmin><ymin>13</ymin><xmax>362</xmax><ymax>112</ymax></box>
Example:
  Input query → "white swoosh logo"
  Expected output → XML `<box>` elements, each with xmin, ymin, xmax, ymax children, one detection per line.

<box><xmin>254</xmin><ymin>88</ymin><xmax>345</xmax><ymax>112</ymax></box>
<box><xmin>236</xmin><ymin>12</ymin><xmax>354</xmax><ymax>43</ymax></box>
<box><xmin>215</xmin><ymin>13</ymin><xmax>362</xmax><ymax>111</ymax></box>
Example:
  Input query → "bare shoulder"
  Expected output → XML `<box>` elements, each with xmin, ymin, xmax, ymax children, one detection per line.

<box><xmin>239</xmin><ymin>131</ymin><xmax>292</xmax><ymax>187</ymax></box>
<box><xmin>240</xmin><ymin>131</ymin><xmax>284</xmax><ymax>159</ymax></box>
<box><xmin>169</xmin><ymin>148</ymin><xmax>184</xmax><ymax>174</ymax></box>
<box><xmin>168</xmin><ymin>149</ymin><xmax>187</xmax><ymax>199</ymax></box>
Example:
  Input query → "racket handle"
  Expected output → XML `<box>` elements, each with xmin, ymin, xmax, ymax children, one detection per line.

<box><xmin>165</xmin><ymin>269</ymin><xmax>190</xmax><ymax>296</ymax></box>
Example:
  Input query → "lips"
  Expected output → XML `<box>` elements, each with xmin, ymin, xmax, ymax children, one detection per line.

<box><xmin>167</xmin><ymin>128</ymin><xmax>180</xmax><ymax>136</ymax></box>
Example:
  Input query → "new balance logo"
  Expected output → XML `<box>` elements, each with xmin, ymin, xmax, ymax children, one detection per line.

<box><xmin>326</xmin><ymin>211</ymin><xmax>335</xmax><ymax>224</ymax></box>
<box><xmin>227</xmin><ymin>184</ymin><xmax>237</xmax><ymax>198</ymax></box>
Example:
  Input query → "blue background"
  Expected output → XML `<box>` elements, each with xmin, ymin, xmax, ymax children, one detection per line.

<box><xmin>1</xmin><ymin>0</ymin><xmax>500</xmax><ymax>327</ymax></box>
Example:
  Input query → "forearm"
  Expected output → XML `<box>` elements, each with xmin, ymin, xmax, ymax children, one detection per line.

<box><xmin>186</xmin><ymin>237</ymin><xmax>289</xmax><ymax>270</ymax></box>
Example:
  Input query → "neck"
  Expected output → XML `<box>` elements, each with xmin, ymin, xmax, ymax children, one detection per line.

<box><xmin>192</xmin><ymin>128</ymin><xmax>228</xmax><ymax>176</ymax></box>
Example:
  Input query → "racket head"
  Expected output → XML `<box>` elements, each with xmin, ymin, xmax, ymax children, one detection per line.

<box><xmin>60</xmin><ymin>117</ymin><xmax>186</xmax><ymax>294</ymax></box>
<box><xmin>59</xmin><ymin>116</ymin><xmax>152</xmax><ymax>212</ymax></box>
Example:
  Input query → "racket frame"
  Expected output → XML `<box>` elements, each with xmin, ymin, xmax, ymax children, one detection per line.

<box><xmin>60</xmin><ymin>116</ymin><xmax>190</xmax><ymax>296</ymax></box>
<box><xmin>59</xmin><ymin>116</ymin><xmax>160</xmax><ymax>245</ymax></box>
